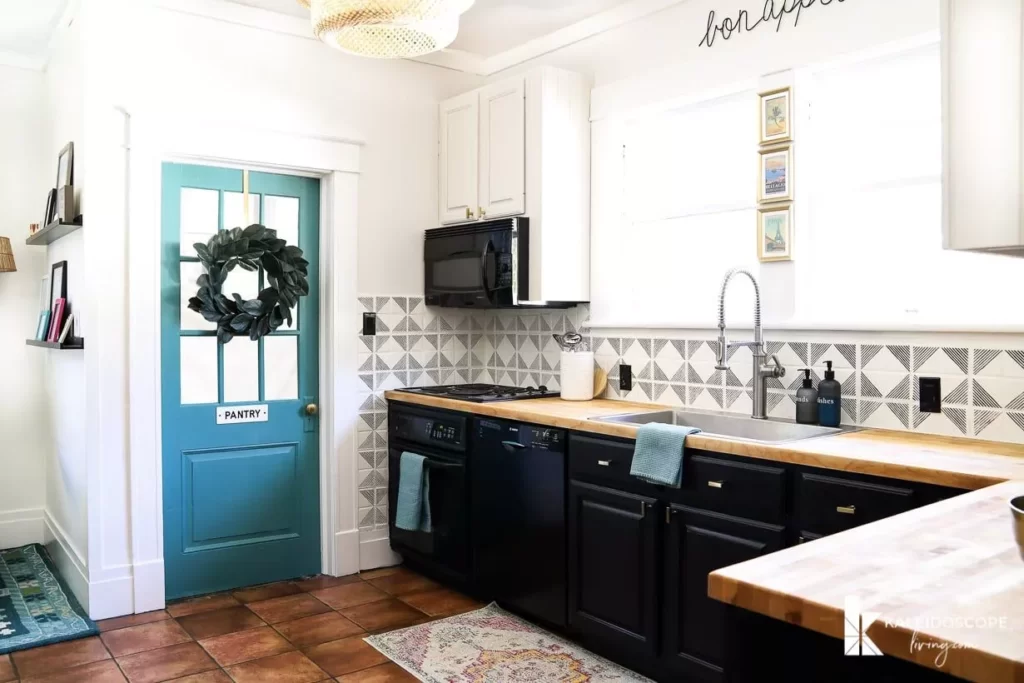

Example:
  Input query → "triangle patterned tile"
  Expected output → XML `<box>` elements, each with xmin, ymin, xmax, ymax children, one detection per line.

<box><xmin>912</xmin><ymin>347</ymin><xmax>938</xmax><ymax>372</ymax></box>
<box><xmin>972</xmin><ymin>349</ymin><xmax>1001</xmax><ymax>375</ymax></box>
<box><xmin>912</xmin><ymin>408</ymin><xmax>930</xmax><ymax>429</ymax></box>
<box><xmin>1006</xmin><ymin>391</ymin><xmax>1024</xmax><ymax>412</ymax></box>
<box><xmin>886</xmin><ymin>403</ymin><xmax>910</xmax><ymax>429</ymax></box>
<box><xmin>358</xmin><ymin>296</ymin><xmax>375</xmax><ymax>312</ymax></box>
<box><xmin>860</xmin><ymin>374</ymin><xmax>882</xmax><ymax>398</ymax></box>
<box><xmin>971</xmin><ymin>380</ymin><xmax>1000</xmax><ymax>409</ymax></box>
<box><xmin>707</xmin><ymin>387</ymin><xmax>725</xmax><ymax>408</ymax></box>
<box><xmin>841</xmin><ymin>399</ymin><xmax>857</xmax><ymax>424</ymax></box>
<box><xmin>859</xmin><ymin>400</ymin><xmax>882</xmax><ymax>423</ymax></box>
<box><xmin>726</xmin><ymin>389</ymin><xmax>745</xmax><ymax>409</ymax></box>
<box><xmin>672</xmin><ymin>385</ymin><xmax>687</xmax><ymax>405</ymax></box>
<box><xmin>973</xmin><ymin>409</ymin><xmax>1001</xmax><ymax>436</ymax></box>
<box><xmin>766</xmin><ymin>392</ymin><xmax>785</xmax><ymax>413</ymax></box>
<box><xmin>1008</xmin><ymin>412</ymin><xmax>1024</xmax><ymax>432</ymax></box>
<box><xmin>886</xmin><ymin>376</ymin><xmax>911</xmax><ymax>401</ymax></box>
<box><xmin>944</xmin><ymin>407</ymin><xmax>968</xmax><ymax>435</ymax></box>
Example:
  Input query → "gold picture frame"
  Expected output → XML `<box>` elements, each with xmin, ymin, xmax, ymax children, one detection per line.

<box><xmin>759</xmin><ymin>87</ymin><xmax>792</xmax><ymax>146</ymax></box>
<box><xmin>758</xmin><ymin>204</ymin><xmax>793</xmax><ymax>262</ymax></box>
<box><xmin>758</xmin><ymin>144</ymin><xmax>793</xmax><ymax>203</ymax></box>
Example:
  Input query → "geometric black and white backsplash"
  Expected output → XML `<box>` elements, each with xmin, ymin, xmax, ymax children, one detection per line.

<box><xmin>356</xmin><ymin>296</ymin><xmax>1024</xmax><ymax>531</ymax></box>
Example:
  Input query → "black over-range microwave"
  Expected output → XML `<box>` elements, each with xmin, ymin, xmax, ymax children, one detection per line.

<box><xmin>425</xmin><ymin>218</ymin><xmax>530</xmax><ymax>309</ymax></box>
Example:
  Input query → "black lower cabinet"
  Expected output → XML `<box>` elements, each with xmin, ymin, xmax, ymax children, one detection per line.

<box><xmin>662</xmin><ymin>505</ymin><xmax>785</xmax><ymax>682</ymax></box>
<box><xmin>568</xmin><ymin>480</ymin><xmax>660</xmax><ymax>670</ymax></box>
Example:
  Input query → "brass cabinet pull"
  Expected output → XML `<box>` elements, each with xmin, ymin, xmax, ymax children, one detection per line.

<box><xmin>708</xmin><ymin>480</ymin><xmax>724</xmax><ymax>489</ymax></box>
<box><xmin>837</xmin><ymin>505</ymin><xmax>856</xmax><ymax>515</ymax></box>
<box><xmin>479</xmin><ymin>207</ymin><xmax>487</xmax><ymax>218</ymax></box>
<box><xmin>466</xmin><ymin>207</ymin><xmax>475</xmax><ymax>220</ymax></box>
<box><xmin>640</xmin><ymin>501</ymin><xmax>647</xmax><ymax>518</ymax></box>
<box><xmin>597</xmin><ymin>460</ymin><xmax>611</xmax><ymax>467</ymax></box>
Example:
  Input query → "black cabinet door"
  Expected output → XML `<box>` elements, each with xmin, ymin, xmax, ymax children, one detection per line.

<box><xmin>663</xmin><ymin>505</ymin><xmax>785</xmax><ymax>682</ymax></box>
<box><xmin>568</xmin><ymin>480</ymin><xmax>660</xmax><ymax>664</ymax></box>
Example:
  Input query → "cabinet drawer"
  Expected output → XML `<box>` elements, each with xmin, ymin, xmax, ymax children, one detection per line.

<box><xmin>682</xmin><ymin>454</ymin><xmax>786</xmax><ymax>524</ymax></box>
<box><xmin>569</xmin><ymin>434</ymin><xmax>637</xmax><ymax>487</ymax></box>
<box><xmin>796</xmin><ymin>472</ymin><xmax>914</xmax><ymax>537</ymax></box>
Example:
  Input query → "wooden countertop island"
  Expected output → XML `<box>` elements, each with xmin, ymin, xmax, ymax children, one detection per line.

<box><xmin>709</xmin><ymin>481</ymin><xmax>1024</xmax><ymax>682</ymax></box>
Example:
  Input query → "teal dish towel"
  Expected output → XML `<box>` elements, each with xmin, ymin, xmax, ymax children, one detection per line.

<box><xmin>630</xmin><ymin>423</ymin><xmax>702</xmax><ymax>488</ymax></box>
<box><xmin>396</xmin><ymin>452</ymin><xmax>432</xmax><ymax>533</ymax></box>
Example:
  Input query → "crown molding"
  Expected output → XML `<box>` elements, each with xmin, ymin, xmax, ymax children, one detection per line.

<box><xmin>148</xmin><ymin>0</ymin><xmax>684</xmax><ymax>76</ymax></box>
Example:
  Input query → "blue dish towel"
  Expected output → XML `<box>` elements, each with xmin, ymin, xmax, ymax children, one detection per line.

<box><xmin>630</xmin><ymin>423</ymin><xmax>702</xmax><ymax>488</ymax></box>
<box><xmin>395</xmin><ymin>452</ymin><xmax>432</xmax><ymax>533</ymax></box>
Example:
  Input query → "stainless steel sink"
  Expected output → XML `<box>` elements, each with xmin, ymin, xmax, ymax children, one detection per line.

<box><xmin>592</xmin><ymin>409</ymin><xmax>851</xmax><ymax>445</ymax></box>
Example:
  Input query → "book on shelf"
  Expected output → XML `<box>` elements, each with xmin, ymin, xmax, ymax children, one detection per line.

<box><xmin>58</xmin><ymin>313</ymin><xmax>75</xmax><ymax>344</ymax></box>
<box><xmin>47</xmin><ymin>298</ymin><xmax>66</xmax><ymax>343</ymax></box>
<box><xmin>35</xmin><ymin>310</ymin><xmax>50</xmax><ymax>341</ymax></box>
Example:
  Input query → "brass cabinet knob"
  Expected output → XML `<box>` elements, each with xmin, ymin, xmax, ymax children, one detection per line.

<box><xmin>305</xmin><ymin>403</ymin><xmax>319</xmax><ymax>417</ymax></box>
<box><xmin>837</xmin><ymin>505</ymin><xmax>856</xmax><ymax>515</ymax></box>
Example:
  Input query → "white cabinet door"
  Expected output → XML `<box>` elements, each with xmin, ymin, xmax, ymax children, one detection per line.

<box><xmin>478</xmin><ymin>77</ymin><xmax>526</xmax><ymax>219</ymax></box>
<box><xmin>439</xmin><ymin>91</ymin><xmax>480</xmax><ymax>225</ymax></box>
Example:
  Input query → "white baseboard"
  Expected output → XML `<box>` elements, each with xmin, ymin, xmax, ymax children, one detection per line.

<box><xmin>333</xmin><ymin>528</ymin><xmax>361</xmax><ymax>577</ymax></box>
<box><xmin>133</xmin><ymin>559</ymin><xmax>166</xmax><ymax>614</ymax></box>
<box><xmin>42</xmin><ymin>511</ymin><xmax>89</xmax><ymax>610</ymax></box>
<box><xmin>0</xmin><ymin>508</ymin><xmax>44</xmax><ymax>549</ymax></box>
<box><xmin>87</xmin><ymin>567</ymin><xmax>134</xmax><ymax>621</ymax></box>
<box><xmin>359</xmin><ymin>535</ymin><xmax>402</xmax><ymax>571</ymax></box>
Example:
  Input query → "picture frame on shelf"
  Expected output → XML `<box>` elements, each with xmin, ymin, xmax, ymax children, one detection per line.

<box><xmin>759</xmin><ymin>87</ymin><xmax>792</xmax><ymax>146</ymax></box>
<box><xmin>56</xmin><ymin>142</ymin><xmax>74</xmax><ymax>189</ymax></box>
<box><xmin>49</xmin><ymin>260</ymin><xmax>67</xmax><ymax>311</ymax></box>
<box><xmin>43</xmin><ymin>189</ymin><xmax>57</xmax><ymax>227</ymax></box>
<box><xmin>758</xmin><ymin>145</ymin><xmax>793</xmax><ymax>203</ymax></box>
<box><xmin>758</xmin><ymin>204</ymin><xmax>794</xmax><ymax>262</ymax></box>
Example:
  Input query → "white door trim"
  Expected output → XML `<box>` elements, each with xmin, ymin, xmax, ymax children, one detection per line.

<box><xmin>127</xmin><ymin>113</ymin><xmax>362</xmax><ymax>614</ymax></box>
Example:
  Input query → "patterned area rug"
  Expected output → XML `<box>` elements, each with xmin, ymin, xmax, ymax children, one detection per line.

<box><xmin>0</xmin><ymin>544</ymin><xmax>97</xmax><ymax>655</ymax></box>
<box><xmin>365</xmin><ymin>603</ymin><xmax>652</xmax><ymax>682</ymax></box>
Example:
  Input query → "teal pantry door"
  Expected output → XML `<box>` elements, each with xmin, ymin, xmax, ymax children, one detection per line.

<box><xmin>160</xmin><ymin>163</ymin><xmax>321</xmax><ymax>599</ymax></box>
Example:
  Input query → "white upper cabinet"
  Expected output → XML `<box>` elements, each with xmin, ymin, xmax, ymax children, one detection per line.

<box><xmin>478</xmin><ymin>78</ymin><xmax>526</xmax><ymax>219</ymax></box>
<box><xmin>942</xmin><ymin>0</ymin><xmax>1024</xmax><ymax>256</ymax></box>
<box><xmin>439</xmin><ymin>90</ymin><xmax>480</xmax><ymax>225</ymax></box>
<box><xmin>436</xmin><ymin>67</ymin><xmax>591</xmax><ymax>303</ymax></box>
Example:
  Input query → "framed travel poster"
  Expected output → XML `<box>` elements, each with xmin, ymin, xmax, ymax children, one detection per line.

<box><xmin>759</xmin><ymin>87</ymin><xmax>792</xmax><ymax>145</ymax></box>
<box><xmin>758</xmin><ymin>204</ymin><xmax>793</xmax><ymax>262</ymax></box>
<box><xmin>758</xmin><ymin>145</ymin><xmax>793</xmax><ymax>203</ymax></box>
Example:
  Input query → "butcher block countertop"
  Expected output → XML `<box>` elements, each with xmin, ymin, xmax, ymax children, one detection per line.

<box><xmin>384</xmin><ymin>392</ymin><xmax>1024</xmax><ymax>490</ymax></box>
<box><xmin>709</xmin><ymin>481</ymin><xmax>1024</xmax><ymax>682</ymax></box>
<box><xmin>386</xmin><ymin>392</ymin><xmax>1024</xmax><ymax>681</ymax></box>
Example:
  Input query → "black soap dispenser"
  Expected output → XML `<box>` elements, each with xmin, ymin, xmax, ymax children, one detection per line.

<box><xmin>817</xmin><ymin>361</ymin><xmax>842</xmax><ymax>428</ymax></box>
<box><xmin>796</xmin><ymin>369</ymin><xmax>819</xmax><ymax>425</ymax></box>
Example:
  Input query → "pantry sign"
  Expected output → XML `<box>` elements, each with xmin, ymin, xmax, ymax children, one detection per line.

<box><xmin>217</xmin><ymin>404</ymin><xmax>269</xmax><ymax>425</ymax></box>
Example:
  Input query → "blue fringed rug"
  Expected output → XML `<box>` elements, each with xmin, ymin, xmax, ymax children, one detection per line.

<box><xmin>0</xmin><ymin>544</ymin><xmax>97</xmax><ymax>655</ymax></box>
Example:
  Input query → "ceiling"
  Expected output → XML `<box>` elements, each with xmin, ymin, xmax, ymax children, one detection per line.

<box><xmin>225</xmin><ymin>0</ymin><xmax>631</xmax><ymax>58</ymax></box>
<box><xmin>0</xmin><ymin>0</ymin><xmax>69</xmax><ymax>65</ymax></box>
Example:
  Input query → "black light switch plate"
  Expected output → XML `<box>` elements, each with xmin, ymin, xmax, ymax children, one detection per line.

<box><xmin>919</xmin><ymin>377</ymin><xmax>942</xmax><ymax>414</ymax></box>
<box><xmin>362</xmin><ymin>312</ymin><xmax>377</xmax><ymax>336</ymax></box>
<box><xmin>620</xmin><ymin>364</ymin><xmax>633</xmax><ymax>392</ymax></box>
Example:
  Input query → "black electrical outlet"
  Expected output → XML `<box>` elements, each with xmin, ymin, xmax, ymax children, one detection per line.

<box><xmin>919</xmin><ymin>377</ymin><xmax>942</xmax><ymax>414</ymax></box>
<box><xmin>620</xmin><ymin>364</ymin><xmax>633</xmax><ymax>392</ymax></box>
<box><xmin>362</xmin><ymin>312</ymin><xmax>377</xmax><ymax>336</ymax></box>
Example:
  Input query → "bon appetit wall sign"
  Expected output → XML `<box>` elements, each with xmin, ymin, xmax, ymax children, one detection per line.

<box><xmin>700</xmin><ymin>0</ymin><xmax>847</xmax><ymax>48</ymax></box>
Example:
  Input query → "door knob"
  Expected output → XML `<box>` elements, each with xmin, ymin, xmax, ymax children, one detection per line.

<box><xmin>305</xmin><ymin>403</ymin><xmax>319</xmax><ymax>416</ymax></box>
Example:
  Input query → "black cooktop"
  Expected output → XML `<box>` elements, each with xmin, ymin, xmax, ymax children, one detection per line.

<box><xmin>397</xmin><ymin>384</ymin><xmax>560</xmax><ymax>403</ymax></box>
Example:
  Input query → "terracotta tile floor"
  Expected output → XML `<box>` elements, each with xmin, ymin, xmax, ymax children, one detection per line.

<box><xmin>0</xmin><ymin>567</ymin><xmax>484</xmax><ymax>683</ymax></box>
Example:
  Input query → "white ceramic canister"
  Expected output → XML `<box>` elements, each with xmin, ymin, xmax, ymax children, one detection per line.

<box><xmin>560</xmin><ymin>351</ymin><xmax>595</xmax><ymax>401</ymax></box>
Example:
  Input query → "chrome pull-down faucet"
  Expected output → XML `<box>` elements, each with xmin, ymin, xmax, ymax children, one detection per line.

<box><xmin>714</xmin><ymin>268</ymin><xmax>785</xmax><ymax>420</ymax></box>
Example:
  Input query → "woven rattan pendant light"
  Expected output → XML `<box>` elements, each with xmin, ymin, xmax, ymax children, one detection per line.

<box><xmin>307</xmin><ymin>0</ymin><xmax>473</xmax><ymax>58</ymax></box>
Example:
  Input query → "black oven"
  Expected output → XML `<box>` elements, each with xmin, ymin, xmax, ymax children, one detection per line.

<box><xmin>424</xmin><ymin>218</ymin><xmax>529</xmax><ymax>308</ymax></box>
<box><xmin>387</xmin><ymin>404</ymin><xmax>471</xmax><ymax>585</ymax></box>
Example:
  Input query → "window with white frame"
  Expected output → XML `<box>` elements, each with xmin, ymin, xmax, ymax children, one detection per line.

<box><xmin>801</xmin><ymin>40</ymin><xmax>1024</xmax><ymax>327</ymax></box>
<box><xmin>595</xmin><ymin>39</ymin><xmax>1024</xmax><ymax>329</ymax></box>
<box><xmin>599</xmin><ymin>89</ymin><xmax>757</xmax><ymax>326</ymax></box>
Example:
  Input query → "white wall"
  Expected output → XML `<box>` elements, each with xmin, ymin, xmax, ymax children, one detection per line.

<box><xmin>0</xmin><ymin>65</ymin><xmax>50</xmax><ymax>548</ymax></box>
<box><xmin>42</xmin><ymin>11</ymin><xmax>90</xmax><ymax>605</ymax></box>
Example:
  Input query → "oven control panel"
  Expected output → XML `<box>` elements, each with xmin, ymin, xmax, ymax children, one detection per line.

<box><xmin>391</xmin><ymin>410</ymin><xmax>466</xmax><ymax>451</ymax></box>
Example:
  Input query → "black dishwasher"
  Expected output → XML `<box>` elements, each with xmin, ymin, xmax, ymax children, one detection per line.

<box><xmin>472</xmin><ymin>418</ymin><xmax>567</xmax><ymax>628</ymax></box>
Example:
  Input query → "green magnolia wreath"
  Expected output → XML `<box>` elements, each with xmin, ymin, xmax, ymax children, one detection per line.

<box><xmin>187</xmin><ymin>224</ymin><xmax>310</xmax><ymax>344</ymax></box>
